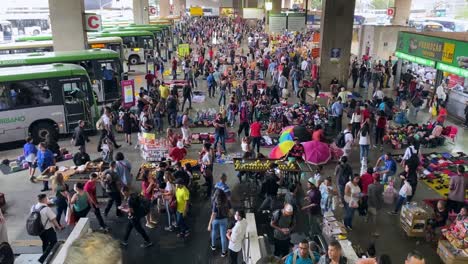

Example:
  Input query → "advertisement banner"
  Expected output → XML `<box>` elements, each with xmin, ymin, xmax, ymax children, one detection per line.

<box><xmin>220</xmin><ymin>8</ymin><xmax>235</xmax><ymax>17</ymax></box>
<box><xmin>396</xmin><ymin>31</ymin><xmax>467</xmax><ymax>69</ymax></box>
<box><xmin>269</xmin><ymin>13</ymin><xmax>287</xmax><ymax>33</ymax></box>
<box><xmin>178</xmin><ymin>44</ymin><xmax>190</xmax><ymax>57</ymax></box>
<box><xmin>190</xmin><ymin>7</ymin><xmax>203</xmax><ymax>16</ymax></box>
<box><xmin>121</xmin><ymin>80</ymin><xmax>135</xmax><ymax>109</ymax></box>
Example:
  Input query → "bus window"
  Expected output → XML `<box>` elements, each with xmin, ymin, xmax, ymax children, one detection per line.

<box><xmin>79</xmin><ymin>61</ymin><xmax>95</xmax><ymax>79</ymax></box>
<box><xmin>0</xmin><ymin>85</ymin><xmax>11</xmax><ymax>110</ymax></box>
<box><xmin>63</xmin><ymin>82</ymin><xmax>85</xmax><ymax>103</ymax></box>
<box><xmin>122</xmin><ymin>37</ymin><xmax>136</xmax><ymax>48</ymax></box>
<box><xmin>1</xmin><ymin>81</ymin><xmax>53</xmax><ymax>108</ymax></box>
<box><xmin>138</xmin><ymin>36</ymin><xmax>154</xmax><ymax>49</ymax></box>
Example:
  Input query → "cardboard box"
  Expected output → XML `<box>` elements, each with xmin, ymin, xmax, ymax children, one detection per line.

<box><xmin>437</xmin><ymin>240</ymin><xmax>468</xmax><ymax>264</ymax></box>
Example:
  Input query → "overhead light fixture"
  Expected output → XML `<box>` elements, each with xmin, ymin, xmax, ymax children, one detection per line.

<box><xmin>265</xmin><ymin>2</ymin><xmax>273</xmax><ymax>11</ymax></box>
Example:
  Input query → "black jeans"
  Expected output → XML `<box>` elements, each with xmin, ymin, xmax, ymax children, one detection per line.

<box><xmin>238</xmin><ymin>122</ymin><xmax>250</xmax><ymax>137</ymax></box>
<box><xmin>105</xmin><ymin>191</ymin><xmax>122</xmax><ymax>217</ymax></box>
<box><xmin>181</xmin><ymin>96</ymin><xmax>192</xmax><ymax>111</ymax></box>
<box><xmin>229</xmin><ymin>249</ymin><xmax>240</xmax><ymax>264</ymax></box>
<box><xmin>335</xmin><ymin>115</ymin><xmax>343</xmax><ymax>133</ymax></box>
<box><xmin>55</xmin><ymin>199</ymin><xmax>67</xmax><ymax>226</ymax></box>
<box><xmin>124</xmin><ymin>216</ymin><xmax>150</xmax><ymax>242</ymax></box>
<box><xmin>252</xmin><ymin>136</ymin><xmax>261</xmax><ymax>154</ymax></box>
<box><xmin>375</xmin><ymin>127</ymin><xmax>385</xmax><ymax>145</ymax></box>
<box><xmin>92</xmin><ymin>204</ymin><xmax>107</xmax><ymax>228</ymax></box>
<box><xmin>273</xmin><ymin>238</ymin><xmax>290</xmax><ymax>257</ymax></box>
<box><xmin>38</xmin><ymin>228</ymin><xmax>57</xmax><ymax>263</ymax></box>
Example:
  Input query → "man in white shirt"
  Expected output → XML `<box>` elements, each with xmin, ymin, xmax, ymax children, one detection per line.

<box><xmin>98</xmin><ymin>107</ymin><xmax>120</xmax><ymax>151</ymax></box>
<box><xmin>436</xmin><ymin>83</ymin><xmax>447</xmax><ymax>105</ymax></box>
<box><xmin>227</xmin><ymin>210</ymin><xmax>248</xmax><ymax>264</ymax></box>
<box><xmin>32</xmin><ymin>193</ymin><xmax>62</xmax><ymax>263</ymax></box>
<box><xmin>373</xmin><ymin>87</ymin><xmax>384</xmax><ymax>101</ymax></box>
<box><xmin>342</xmin><ymin>124</ymin><xmax>354</xmax><ymax>157</ymax></box>
<box><xmin>278</xmin><ymin>74</ymin><xmax>288</xmax><ymax>91</ymax></box>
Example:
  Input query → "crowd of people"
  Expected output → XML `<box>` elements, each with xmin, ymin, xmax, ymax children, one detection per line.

<box><xmin>1</xmin><ymin>15</ymin><xmax>466</xmax><ymax>264</ymax></box>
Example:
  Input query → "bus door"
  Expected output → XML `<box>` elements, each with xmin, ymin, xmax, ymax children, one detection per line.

<box><xmin>95</xmin><ymin>59</ymin><xmax>121</xmax><ymax>103</ymax></box>
<box><xmin>61</xmin><ymin>79</ymin><xmax>92</xmax><ymax>131</ymax></box>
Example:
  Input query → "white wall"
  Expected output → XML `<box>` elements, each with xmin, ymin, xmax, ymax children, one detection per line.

<box><xmin>186</xmin><ymin>0</ymin><xmax>225</xmax><ymax>8</ymax></box>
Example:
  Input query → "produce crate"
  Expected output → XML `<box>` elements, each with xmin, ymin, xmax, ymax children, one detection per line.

<box><xmin>437</xmin><ymin>240</ymin><xmax>468</xmax><ymax>264</ymax></box>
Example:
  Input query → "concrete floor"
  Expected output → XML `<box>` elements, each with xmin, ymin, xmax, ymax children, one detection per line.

<box><xmin>1</xmin><ymin>62</ymin><xmax>467</xmax><ymax>264</ymax></box>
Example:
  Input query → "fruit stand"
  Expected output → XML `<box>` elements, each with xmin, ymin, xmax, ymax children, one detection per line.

<box><xmin>36</xmin><ymin>162</ymin><xmax>108</xmax><ymax>183</ymax></box>
<box><xmin>233</xmin><ymin>158</ymin><xmax>301</xmax><ymax>183</ymax></box>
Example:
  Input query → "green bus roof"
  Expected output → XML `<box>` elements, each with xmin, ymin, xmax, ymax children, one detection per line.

<box><xmin>0</xmin><ymin>49</ymin><xmax>119</xmax><ymax>67</ymax></box>
<box><xmin>0</xmin><ymin>63</ymin><xmax>88</xmax><ymax>82</ymax></box>
<box><xmin>111</xmin><ymin>26</ymin><xmax>163</xmax><ymax>32</ymax></box>
<box><xmin>91</xmin><ymin>30</ymin><xmax>154</xmax><ymax>38</ymax></box>
<box><xmin>16</xmin><ymin>30</ymin><xmax>153</xmax><ymax>42</ymax></box>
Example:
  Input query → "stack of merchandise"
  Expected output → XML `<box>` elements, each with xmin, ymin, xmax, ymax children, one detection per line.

<box><xmin>384</xmin><ymin>123</ymin><xmax>447</xmax><ymax>149</ymax></box>
<box><xmin>192</xmin><ymin>108</ymin><xmax>218</xmax><ymax>127</ymax></box>
<box><xmin>399</xmin><ymin>203</ymin><xmax>429</xmax><ymax>237</ymax></box>
<box><xmin>138</xmin><ymin>133</ymin><xmax>169</xmax><ymax>162</ymax></box>
<box><xmin>438</xmin><ymin>215</ymin><xmax>468</xmax><ymax>264</ymax></box>
<box><xmin>420</xmin><ymin>152</ymin><xmax>467</xmax><ymax>197</ymax></box>
<box><xmin>321</xmin><ymin>211</ymin><xmax>348</xmax><ymax>242</ymax></box>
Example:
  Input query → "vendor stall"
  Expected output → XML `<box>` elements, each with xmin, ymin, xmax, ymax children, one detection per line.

<box><xmin>399</xmin><ymin>203</ymin><xmax>429</xmax><ymax>237</ymax></box>
<box><xmin>438</xmin><ymin>216</ymin><xmax>468</xmax><ymax>264</ymax></box>
<box><xmin>138</xmin><ymin>133</ymin><xmax>170</xmax><ymax>162</ymax></box>
<box><xmin>36</xmin><ymin>161</ymin><xmax>108</xmax><ymax>183</ymax></box>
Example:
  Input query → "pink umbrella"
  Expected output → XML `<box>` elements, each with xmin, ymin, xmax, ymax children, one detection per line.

<box><xmin>302</xmin><ymin>140</ymin><xmax>331</xmax><ymax>165</ymax></box>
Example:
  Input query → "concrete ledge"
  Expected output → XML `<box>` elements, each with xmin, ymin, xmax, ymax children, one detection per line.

<box><xmin>51</xmin><ymin>218</ymin><xmax>90</xmax><ymax>264</ymax></box>
<box><xmin>243</xmin><ymin>213</ymin><xmax>262</xmax><ymax>264</ymax></box>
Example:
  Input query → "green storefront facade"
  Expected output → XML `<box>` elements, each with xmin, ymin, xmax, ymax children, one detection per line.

<box><xmin>395</xmin><ymin>31</ymin><xmax>468</xmax><ymax>120</ymax></box>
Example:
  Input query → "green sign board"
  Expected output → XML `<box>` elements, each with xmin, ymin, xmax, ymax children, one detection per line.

<box><xmin>396</xmin><ymin>31</ymin><xmax>468</xmax><ymax>69</ymax></box>
<box><xmin>436</xmin><ymin>62</ymin><xmax>468</xmax><ymax>78</ymax></box>
<box><xmin>395</xmin><ymin>51</ymin><xmax>435</xmax><ymax>67</ymax></box>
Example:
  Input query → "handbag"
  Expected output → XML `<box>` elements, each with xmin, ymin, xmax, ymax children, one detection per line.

<box><xmin>65</xmin><ymin>206</ymin><xmax>77</xmax><ymax>226</ymax></box>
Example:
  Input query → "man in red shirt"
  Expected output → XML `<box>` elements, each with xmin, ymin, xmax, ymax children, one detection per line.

<box><xmin>172</xmin><ymin>58</ymin><xmax>178</xmax><ymax>80</ymax></box>
<box><xmin>360</xmin><ymin>168</ymin><xmax>374</xmax><ymax>195</ymax></box>
<box><xmin>145</xmin><ymin>70</ymin><xmax>155</xmax><ymax>90</ymax></box>
<box><xmin>361</xmin><ymin>104</ymin><xmax>370</xmax><ymax>124</ymax></box>
<box><xmin>250</xmin><ymin>118</ymin><xmax>262</xmax><ymax>155</ymax></box>
<box><xmin>84</xmin><ymin>172</ymin><xmax>109</xmax><ymax>231</ymax></box>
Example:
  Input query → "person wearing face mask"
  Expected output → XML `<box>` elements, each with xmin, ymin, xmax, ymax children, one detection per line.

<box><xmin>227</xmin><ymin>210</ymin><xmax>248</xmax><ymax>264</ymax></box>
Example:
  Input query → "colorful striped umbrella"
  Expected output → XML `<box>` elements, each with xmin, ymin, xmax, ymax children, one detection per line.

<box><xmin>269</xmin><ymin>140</ymin><xmax>294</xmax><ymax>159</ymax></box>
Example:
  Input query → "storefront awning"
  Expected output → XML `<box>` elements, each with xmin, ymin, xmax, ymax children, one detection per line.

<box><xmin>395</xmin><ymin>51</ymin><xmax>436</xmax><ymax>67</ymax></box>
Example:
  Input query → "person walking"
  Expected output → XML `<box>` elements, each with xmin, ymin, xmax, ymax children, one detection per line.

<box><xmin>270</xmin><ymin>203</ymin><xmax>296</xmax><ymax>257</ymax></box>
<box><xmin>102</xmin><ymin>162</ymin><xmax>123</xmax><ymax>217</ymax></box>
<box><xmin>207</xmin><ymin>72</ymin><xmax>216</xmax><ymax>98</ymax></box>
<box><xmin>237</xmin><ymin>102</ymin><xmax>250</xmax><ymax>137</ymax></box>
<box><xmin>331</xmin><ymin>97</ymin><xmax>344</xmax><ymax>132</ymax></box>
<box><xmin>250</xmin><ymin>118</ymin><xmax>262</xmax><ymax>156</ymax></box>
<box><xmin>227</xmin><ymin>210</ymin><xmax>248</xmax><ymax>264</ymax></box>
<box><xmin>358</xmin><ymin>122</ymin><xmax>370</xmax><ymax>163</ymax></box>
<box><xmin>23</xmin><ymin>136</ymin><xmax>37</xmax><ymax>182</ymax></box>
<box><xmin>301</xmin><ymin>178</ymin><xmax>321</xmax><ymax>237</ymax></box>
<box><xmin>31</xmin><ymin>193</ymin><xmax>63</xmax><ymax>263</ymax></box>
<box><xmin>213</xmin><ymin>113</ymin><xmax>227</xmax><ymax>153</ymax></box>
<box><xmin>367</xmin><ymin>174</ymin><xmax>384</xmax><ymax>237</ymax></box>
<box><xmin>84</xmin><ymin>172</ymin><xmax>109</xmax><ymax>231</ymax></box>
<box><xmin>343</xmin><ymin>174</ymin><xmax>361</xmax><ymax>230</ymax></box>
<box><xmin>161</xmin><ymin>172</ymin><xmax>176</xmax><ymax>231</ymax></box>
<box><xmin>388</xmin><ymin>173</ymin><xmax>413</xmax><ymax>215</ymax></box>
<box><xmin>335</xmin><ymin>156</ymin><xmax>353</xmax><ymax>205</ymax></box>
<box><xmin>115</xmin><ymin>152</ymin><xmax>133</xmax><ymax>187</ymax></box>
<box><xmin>375</xmin><ymin>110</ymin><xmax>387</xmax><ymax>150</ymax></box>
<box><xmin>36</xmin><ymin>142</ymin><xmax>55</xmax><ymax>192</ymax></box>
<box><xmin>120</xmin><ymin>186</ymin><xmax>153</xmax><ymax>248</ymax></box>
<box><xmin>51</xmin><ymin>173</ymin><xmax>68</xmax><ymax>228</ymax></box>
<box><xmin>175</xmin><ymin>178</ymin><xmax>190</xmax><ymax>238</ymax></box>
<box><xmin>208</xmin><ymin>189</ymin><xmax>231</xmax><ymax>257</ymax></box>
<box><xmin>69</xmin><ymin>183</ymin><xmax>94</xmax><ymax>222</ymax></box>
<box><xmin>181</xmin><ymin>82</ymin><xmax>193</xmax><ymax>112</ymax></box>
<box><xmin>97</xmin><ymin>107</ymin><xmax>120</xmax><ymax>152</ymax></box>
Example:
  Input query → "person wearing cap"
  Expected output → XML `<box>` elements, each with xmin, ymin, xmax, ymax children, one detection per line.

<box><xmin>175</xmin><ymin>178</ymin><xmax>190</xmax><ymax>238</ymax></box>
<box><xmin>271</xmin><ymin>203</ymin><xmax>296</xmax><ymax>257</ymax></box>
<box><xmin>367</xmin><ymin>174</ymin><xmax>383</xmax><ymax>237</ymax></box>
<box><xmin>169</xmin><ymin>141</ymin><xmax>188</xmax><ymax>163</ymax></box>
<box><xmin>302</xmin><ymin>178</ymin><xmax>321</xmax><ymax>237</ymax></box>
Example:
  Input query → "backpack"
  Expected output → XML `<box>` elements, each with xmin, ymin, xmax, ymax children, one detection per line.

<box><xmin>272</xmin><ymin>209</ymin><xmax>295</xmax><ymax>228</ymax></box>
<box><xmin>95</xmin><ymin>116</ymin><xmax>104</xmax><ymax>130</ymax></box>
<box><xmin>26</xmin><ymin>205</ymin><xmax>48</xmax><ymax>236</ymax></box>
<box><xmin>335</xmin><ymin>132</ymin><xmax>350</xmax><ymax>148</ymax></box>
<box><xmin>139</xmin><ymin>196</ymin><xmax>151</xmax><ymax>217</ymax></box>
<box><xmin>406</xmin><ymin>147</ymin><xmax>420</xmax><ymax>170</ymax></box>
<box><xmin>338</xmin><ymin>164</ymin><xmax>353</xmax><ymax>186</ymax></box>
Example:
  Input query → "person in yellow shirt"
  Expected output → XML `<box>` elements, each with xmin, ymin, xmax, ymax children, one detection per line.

<box><xmin>160</xmin><ymin>84</ymin><xmax>169</xmax><ymax>101</ymax></box>
<box><xmin>175</xmin><ymin>178</ymin><xmax>190</xmax><ymax>238</ymax></box>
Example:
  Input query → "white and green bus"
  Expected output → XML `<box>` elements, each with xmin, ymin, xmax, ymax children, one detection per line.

<box><xmin>16</xmin><ymin>30</ymin><xmax>156</xmax><ymax>65</ymax></box>
<box><xmin>0</xmin><ymin>64</ymin><xmax>95</xmax><ymax>144</ymax></box>
<box><xmin>0</xmin><ymin>37</ymin><xmax>125</xmax><ymax>60</ymax></box>
<box><xmin>0</xmin><ymin>49</ymin><xmax>123</xmax><ymax>103</ymax></box>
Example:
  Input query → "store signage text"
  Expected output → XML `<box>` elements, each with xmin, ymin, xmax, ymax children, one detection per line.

<box><xmin>395</xmin><ymin>51</ymin><xmax>435</xmax><ymax>67</ymax></box>
<box><xmin>436</xmin><ymin>62</ymin><xmax>468</xmax><ymax>78</ymax></box>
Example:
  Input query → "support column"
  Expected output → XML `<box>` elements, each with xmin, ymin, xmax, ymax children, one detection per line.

<box><xmin>159</xmin><ymin>0</ymin><xmax>170</xmax><ymax>18</ymax></box>
<box><xmin>318</xmin><ymin>0</ymin><xmax>356</xmax><ymax>87</ymax></box>
<box><xmin>393</xmin><ymin>0</ymin><xmax>411</xmax><ymax>26</ymax></box>
<box><xmin>173</xmin><ymin>0</ymin><xmax>186</xmax><ymax>17</ymax></box>
<box><xmin>271</xmin><ymin>0</ymin><xmax>282</xmax><ymax>13</ymax></box>
<box><xmin>48</xmin><ymin>0</ymin><xmax>87</xmax><ymax>51</ymax></box>
<box><xmin>133</xmin><ymin>0</ymin><xmax>149</xmax><ymax>24</ymax></box>
<box><xmin>283</xmin><ymin>0</ymin><xmax>291</xmax><ymax>9</ymax></box>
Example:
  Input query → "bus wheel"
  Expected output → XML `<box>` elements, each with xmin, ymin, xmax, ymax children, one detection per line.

<box><xmin>31</xmin><ymin>122</ymin><xmax>57</xmax><ymax>144</ymax></box>
<box><xmin>129</xmin><ymin>55</ymin><xmax>140</xmax><ymax>65</ymax></box>
<box><xmin>33</xmin><ymin>30</ymin><xmax>40</xmax><ymax>35</ymax></box>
